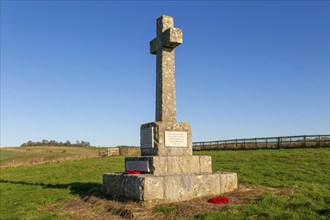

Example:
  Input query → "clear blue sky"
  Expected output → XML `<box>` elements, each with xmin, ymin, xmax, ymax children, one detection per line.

<box><xmin>1</xmin><ymin>1</ymin><xmax>329</xmax><ymax>147</ymax></box>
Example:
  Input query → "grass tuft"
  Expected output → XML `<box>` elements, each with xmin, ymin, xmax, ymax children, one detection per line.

<box><xmin>156</xmin><ymin>205</ymin><xmax>177</xmax><ymax>214</ymax></box>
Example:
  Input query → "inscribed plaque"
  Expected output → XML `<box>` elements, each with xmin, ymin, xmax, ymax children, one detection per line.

<box><xmin>141</xmin><ymin>127</ymin><xmax>154</xmax><ymax>148</ymax></box>
<box><xmin>165</xmin><ymin>131</ymin><xmax>188</xmax><ymax>147</ymax></box>
<box><xmin>126</xmin><ymin>161</ymin><xmax>150</xmax><ymax>172</ymax></box>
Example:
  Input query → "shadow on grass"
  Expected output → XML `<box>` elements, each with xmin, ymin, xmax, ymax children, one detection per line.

<box><xmin>0</xmin><ymin>179</ymin><xmax>104</xmax><ymax>198</ymax></box>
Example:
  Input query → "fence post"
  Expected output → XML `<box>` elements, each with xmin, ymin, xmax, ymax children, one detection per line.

<box><xmin>255</xmin><ymin>138</ymin><xmax>257</xmax><ymax>149</ymax></box>
<box><xmin>265</xmin><ymin>138</ymin><xmax>268</xmax><ymax>148</ymax></box>
<box><xmin>235</xmin><ymin>139</ymin><xmax>238</xmax><ymax>149</ymax></box>
<box><xmin>304</xmin><ymin>135</ymin><xmax>307</xmax><ymax>147</ymax></box>
<box><xmin>318</xmin><ymin>135</ymin><xmax>321</xmax><ymax>147</ymax></box>
<box><xmin>290</xmin><ymin>137</ymin><xmax>292</xmax><ymax>148</ymax></box>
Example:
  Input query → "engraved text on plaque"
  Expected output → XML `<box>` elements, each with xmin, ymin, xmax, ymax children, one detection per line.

<box><xmin>141</xmin><ymin>127</ymin><xmax>154</xmax><ymax>148</ymax></box>
<box><xmin>165</xmin><ymin>131</ymin><xmax>188</xmax><ymax>147</ymax></box>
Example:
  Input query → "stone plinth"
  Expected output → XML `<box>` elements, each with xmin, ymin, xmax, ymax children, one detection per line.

<box><xmin>125</xmin><ymin>155</ymin><xmax>212</xmax><ymax>175</ymax></box>
<box><xmin>103</xmin><ymin>172</ymin><xmax>237</xmax><ymax>202</ymax></box>
<box><xmin>140</xmin><ymin>121</ymin><xmax>192</xmax><ymax>156</ymax></box>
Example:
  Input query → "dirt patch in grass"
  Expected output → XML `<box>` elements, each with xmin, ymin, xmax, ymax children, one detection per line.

<box><xmin>47</xmin><ymin>196</ymin><xmax>164</xmax><ymax>220</ymax></box>
<box><xmin>48</xmin><ymin>197</ymin><xmax>127</xmax><ymax>220</ymax></box>
<box><xmin>45</xmin><ymin>184</ymin><xmax>284</xmax><ymax>220</ymax></box>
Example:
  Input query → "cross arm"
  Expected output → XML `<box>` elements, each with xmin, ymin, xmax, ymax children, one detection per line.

<box><xmin>150</xmin><ymin>27</ymin><xmax>183</xmax><ymax>55</ymax></box>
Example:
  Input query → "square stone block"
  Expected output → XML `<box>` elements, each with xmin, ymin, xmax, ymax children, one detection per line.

<box><xmin>219</xmin><ymin>172</ymin><xmax>238</xmax><ymax>193</ymax></box>
<box><xmin>103</xmin><ymin>173</ymin><xmax>164</xmax><ymax>201</ymax></box>
<box><xmin>151</xmin><ymin>156</ymin><xmax>168</xmax><ymax>175</ymax></box>
<box><xmin>124</xmin><ymin>175</ymin><xmax>144</xmax><ymax>200</ymax></box>
<box><xmin>164</xmin><ymin>173</ymin><xmax>220</xmax><ymax>202</ymax></box>
<box><xmin>144</xmin><ymin>175</ymin><xmax>164</xmax><ymax>200</ymax></box>
<box><xmin>102</xmin><ymin>173</ymin><xmax>124</xmax><ymax>197</ymax></box>
<box><xmin>193</xmin><ymin>174</ymin><xmax>220</xmax><ymax>197</ymax></box>
<box><xmin>125</xmin><ymin>155</ymin><xmax>212</xmax><ymax>175</ymax></box>
<box><xmin>167</xmin><ymin>156</ymin><xmax>199</xmax><ymax>174</ymax></box>
<box><xmin>200</xmin><ymin>156</ymin><xmax>212</xmax><ymax>173</ymax></box>
<box><xmin>140</xmin><ymin>121</ymin><xmax>192</xmax><ymax>156</ymax></box>
<box><xmin>162</xmin><ymin>27</ymin><xmax>183</xmax><ymax>48</ymax></box>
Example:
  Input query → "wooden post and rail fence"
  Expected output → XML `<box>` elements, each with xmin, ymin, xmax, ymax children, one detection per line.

<box><xmin>192</xmin><ymin>134</ymin><xmax>330</xmax><ymax>151</ymax></box>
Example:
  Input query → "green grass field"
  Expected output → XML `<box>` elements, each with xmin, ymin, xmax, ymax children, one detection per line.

<box><xmin>0</xmin><ymin>148</ymin><xmax>329</xmax><ymax>219</ymax></box>
<box><xmin>0</xmin><ymin>149</ymin><xmax>26</xmax><ymax>161</ymax></box>
<box><xmin>194</xmin><ymin>149</ymin><xmax>330</xmax><ymax>219</ymax></box>
<box><xmin>0</xmin><ymin>146</ymin><xmax>100</xmax><ymax>167</ymax></box>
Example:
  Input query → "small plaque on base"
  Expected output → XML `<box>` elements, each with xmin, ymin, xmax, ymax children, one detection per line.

<box><xmin>141</xmin><ymin>127</ymin><xmax>154</xmax><ymax>148</ymax></box>
<box><xmin>165</xmin><ymin>131</ymin><xmax>188</xmax><ymax>147</ymax></box>
<box><xmin>126</xmin><ymin>161</ymin><xmax>150</xmax><ymax>172</ymax></box>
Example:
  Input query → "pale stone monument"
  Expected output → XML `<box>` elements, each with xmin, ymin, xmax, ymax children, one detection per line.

<box><xmin>103</xmin><ymin>15</ymin><xmax>237</xmax><ymax>202</ymax></box>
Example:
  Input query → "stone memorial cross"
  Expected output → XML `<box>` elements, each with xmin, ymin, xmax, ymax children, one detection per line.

<box><xmin>102</xmin><ymin>15</ymin><xmax>238</xmax><ymax>202</ymax></box>
<box><xmin>150</xmin><ymin>15</ymin><xmax>183</xmax><ymax>123</ymax></box>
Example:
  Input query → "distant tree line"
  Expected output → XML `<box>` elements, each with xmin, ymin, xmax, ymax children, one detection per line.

<box><xmin>20</xmin><ymin>139</ymin><xmax>91</xmax><ymax>147</ymax></box>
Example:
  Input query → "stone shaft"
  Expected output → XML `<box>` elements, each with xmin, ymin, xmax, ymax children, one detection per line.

<box><xmin>156</xmin><ymin>48</ymin><xmax>176</xmax><ymax>122</ymax></box>
<box><xmin>150</xmin><ymin>15</ymin><xmax>182</xmax><ymax>122</ymax></box>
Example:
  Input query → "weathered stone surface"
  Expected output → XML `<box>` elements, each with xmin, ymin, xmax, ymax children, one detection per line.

<box><xmin>102</xmin><ymin>173</ymin><xmax>125</xmax><ymax>198</ymax></box>
<box><xmin>200</xmin><ymin>156</ymin><xmax>212</xmax><ymax>173</ymax></box>
<box><xmin>156</xmin><ymin>48</ymin><xmax>176</xmax><ymax>122</ymax></box>
<box><xmin>163</xmin><ymin>28</ymin><xmax>183</xmax><ymax>47</ymax></box>
<box><xmin>163</xmin><ymin>175</ymin><xmax>191</xmax><ymax>201</ymax></box>
<box><xmin>193</xmin><ymin>174</ymin><xmax>220</xmax><ymax>197</ymax></box>
<box><xmin>149</xmin><ymin>15</ymin><xmax>183</xmax><ymax>123</ymax></box>
<box><xmin>151</xmin><ymin>156</ymin><xmax>168</xmax><ymax>175</ymax></box>
<box><xmin>140</xmin><ymin>121</ymin><xmax>192</xmax><ymax>156</ymax></box>
<box><xmin>157</xmin><ymin>15</ymin><xmax>174</xmax><ymax>35</ymax></box>
<box><xmin>124</xmin><ymin>175</ymin><xmax>144</xmax><ymax>200</ymax></box>
<box><xmin>163</xmin><ymin>173</ymin><xmax>221</xmax><ymax>202</ymax></box>
<box><xmin>150</xmin><ymin>28</ymin><xmax>183</xmax><ymax>54</ymax></box>
<box><xmin>167</xmin><ymin>156</ymin><xmax>200</xmax><ymax>174</ymax></box>
<box><xmin>103</xmin><ymin>172</ymin><xmax>237</xmax><ymax>202</ymax></box>
<box><xmin>144</xmin><ymin>175</ymin><xmax>164</xmax><ymax>200</ymax></box>
<box><xmin>125</xmin><ymin>156</ymin><xmax>212</xmax><ymax>175</ymax></box>
<box><xmin>219</xmin><ymin>172</ymin><xmax>238</xmax><ymax>193</ymax></box>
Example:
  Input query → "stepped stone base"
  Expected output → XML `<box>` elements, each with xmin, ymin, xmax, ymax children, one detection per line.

<box><xmin>125</xmin><ymin>155</ymin><xmax>212</xmax><ymax>175</ymax></box>
<box><xmin>103</xmin><ymin>172</ymin><xmax>237</xmax><ymax>202</ymax></box>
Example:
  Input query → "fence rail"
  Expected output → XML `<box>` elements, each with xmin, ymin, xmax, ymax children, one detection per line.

<box><xmin>193</xmin><ymin>135</ymin><xmax>330</xmax><ymax>151</ymax></box>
